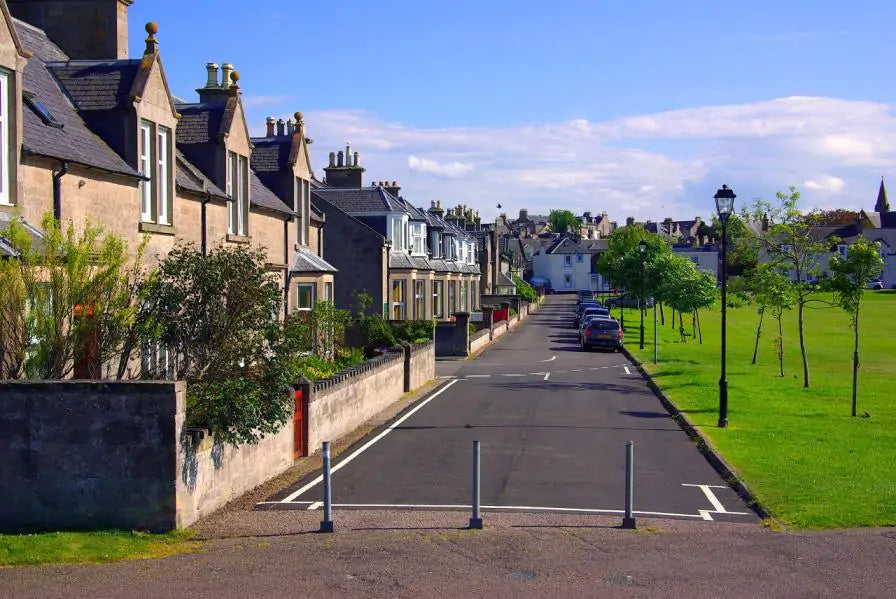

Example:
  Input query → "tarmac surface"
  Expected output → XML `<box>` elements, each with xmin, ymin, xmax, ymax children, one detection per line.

<box><xmin>5</xmin><ymin>296</ymin><xmax>896</xmax><ymax>598</ymax></box>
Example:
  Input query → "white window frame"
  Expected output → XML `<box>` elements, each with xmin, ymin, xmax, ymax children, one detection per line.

<box><xmin>564</xmin><ymin>274</ymin><xmax>573</xmax><ymax>287</ymax></box>
<box><xmin>157</xmin><ymin>127</ymin><xmax>170</xmax><ymax>225</ymax></box>
<box><xmin>391</xmin><ymin>279</ymin><xmax>406</xmax><ymax>320</ymax></box>
<box><xmin>576</xmin><ymin>253</ymin><xmax>584</xmax><ymax>263</ymax></box>
<box><xmin>324</xmin><ymin>281</ymin><xmax>333</xmax><ymax>303</ymax></box>
<box><xmin>414</xmin><ymin>280</ymin><xmax>425</xmax><ymax>319</ymax></box>
<box><xmin>433</xmin><ymin>280</ymin><xmax>444</xmax><ymax>318</ymax></box>
<box><xmin>226</xmin><ymin>151</ymin><xmax>235</xmax><ymax>233</ymax></box>
<box><xmin>564</xmin><ymin>255</ymin><xmax>572</xmax><ymax>266</ymax></box>
<box><xmin>459</xmin><ymin>281</ymin><xmax>467</xmax><ymax>312</ymax></box>
<box><xmin>296</xmin><ymin>283</ymin><xmax>315</xmax><ymax>311</ymax></box>
<box><xmin>140</xmin><ymin>121</ymin><xmax>153</xmax><ymax>221</ymax></box>
<box><xmin>0</xmin><ymin>71</ymin><xmax>10</xmax><ymax>205</ymax></box>
<box><xmin>227</xmin><ymin>152</ymin><xmax>249</xmax><ymax>236</ymax></box>
<box><xmin>837</xmin><ymin>244</ymin><xmax>848</xmax><ymax>258</ymax></box>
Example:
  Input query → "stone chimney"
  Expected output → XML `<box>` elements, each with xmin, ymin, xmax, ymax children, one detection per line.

<box><xmin>323</xmin><ymin>142</ymin><xmax>365</xmax><ymax>188</ymax></box>
<box><xmin>220</xmin><ymin>63</ymin><xmax>234</xmax><ymax>89</ymax></box>
<box><xmin>519</xmin><ymin>208</ymin><xmax>529</xmax><ymax>221</ymax></box>
<box><xmin>428</xmin><ymin>199</ymin><xmax>444</xmax><ymax>218</ymax></box>
<box><xmin>198</xmin><ymin>62</ymin><xmax>239</xmax><ymax>103</ymax></box>
<box><xmin>626</xmin><ymin>216</ymin><xmax>635</xmax><ymax>227</ymax></box>
<box><xmin>9</xmin><ymin>0</ymin><xmax>132</xmax><ymax>60</ymax></box>
<box><xmin>286</xmin><ymin>118</ymin><xmax>295</xmax><ymax>135</ymax></box>
<box><xmin>276</xmin><ymin>119</ymin><xmax>285</xmax><ymax>136</ymax></box>
<box><xmin>205</xmin><ymin>63</ymin><xmax>219</xmax><ymax>88</ymax></box>
<box><xmin>265</xmin><ymin>117</ymin><xmax>275</xmax><ymax>137</ymax></box>
<box><xmin>385</xmin><ymin>181</ymin><xmax>401</xmax><ymax>197</ymax></box>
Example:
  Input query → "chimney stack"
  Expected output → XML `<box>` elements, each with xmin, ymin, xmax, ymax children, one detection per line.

<box><xmin>276</xmin><ymin>119</ymin><xmax>285</xmax><ymax>136</ymax></box>
<box><xmin>286</xmin><ymin>118</ymin><xmax>295</xmax><ymax>135</ymax></box>
<box><xmin>328</xmin><ymin>152</ymin><xmax>336</xmax><ymax>167</ymax></box>
<box><xmin>626</xmin><ymin>216</ymin><xmax>635</xmax><ymax>227</ymax></box>
<box><xmin>322</xmin><ymin>143</ymin><xmax>366</xmax><ymax>188</ymax></box>
<box><xmin>205</xmin><ymin>62</ymin><xmax>219</xmax><ymax>88</ymax></box>
<box><xmin>353</xmin><ymin>152</ymin><xmax>360</xmax><ymax>167</ymax></box>
<box><xmin>220</xmin><ymin>63</ymin><xmax>234</xmax><ymax>89</ymax></box>
<box><xmin>265</xmin><ymin>117</ymin><xmax>275</xmax><ymax>137</ymax></box>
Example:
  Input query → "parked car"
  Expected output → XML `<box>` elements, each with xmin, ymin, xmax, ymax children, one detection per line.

<box><xmin>574</xmin><ymin>306</ymin><xmax>610</xmax><ymax>328</ymax></box>
<box><xmin>867</xmin><ymin>278</ymin><xmax>884</xmax><ymax>290</ymax></box>
<box><xmin>580</xmin><ymin>317</ymin><xmax>624</xmax><ymax>351</ymax></box>
<box><xmin>577</xmin><ymin>289</ymin><xmax>594</xmax><ymax>302</ymax></box>
<box><xmin>580</xmin><ymin>313</ymin><xmax>616</xmax><ymax>329</ymax></box>
<box><xmin>605</xmin><ymin>295</ymin><xmax>654</xmax><ymax>309</ymax></box>
<box><xmin>529</xmin><ymin>276</ymin><xmax>551</xmax><ymax>289</ymax></box>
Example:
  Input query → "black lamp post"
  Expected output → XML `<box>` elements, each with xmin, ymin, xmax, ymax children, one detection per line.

<box><xmin>638</xmin><ymin>239</ymin><xmax>647</xmax><ymax>350</ymax></box>
<box><xmin>714</xmin><ymin>184</ymin><xmax>736</xmax><ymax>428</ymax></box>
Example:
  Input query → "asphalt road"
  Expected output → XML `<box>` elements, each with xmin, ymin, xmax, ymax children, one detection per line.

<box><xmin>264</xmin><ymin>295</ymin><xmax>755</xmax><ymax>523</ymax></box>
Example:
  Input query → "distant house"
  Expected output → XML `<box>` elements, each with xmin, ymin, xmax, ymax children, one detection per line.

<box><xmin>532</xmin><ymin>237</ymin><xmax>608</xmax><ymax>292</ymax></box>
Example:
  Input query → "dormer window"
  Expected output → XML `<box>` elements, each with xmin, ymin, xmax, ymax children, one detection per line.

<box><xmin>0</xmin><ymin>71</ymin><xmax>9</xmax><ymax>206</ymax></box>
<box><xmin>412</xmin><ymin>223</ymin><xmax>426</xmax><ymax>255</ymax></box>
<box><xmin>227</xmin><ymin>151</ymin><xmax>249</xmax><ymax>236</ymax></box>
<box><xmin>139</xmin><ymin>120</ymin><xmax>172</xmax><ymax>224</ymax></box>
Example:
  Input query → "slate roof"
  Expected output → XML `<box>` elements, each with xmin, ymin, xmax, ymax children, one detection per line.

<box><xmin>175</xmin><ymin>150</ymin><xmax>227</xmax><ymax>198</ymax></box>
<box><xmin>174</xmin><ymin>102</ymin><xmax>226</xmax><ymax>144</ymax></box>
<box><xmin>389</xmin><ymin>253</ymin><xmax>413</xmax><ymax>269</ymax></box>
<box><xmin>429</xmin><ymin>258</ymin><xmax>450</xmax><ymax>273</ymax></box>
<box><xmin>0</xmin><ymin>212</ymin><xmax>45</xmax><ymax>257</ymax></box>
<box><xmin>14</xmin><ymin>19</ymin><xmax>139</xmax><ymax>178</ymax></box>
<box><xmin>312</xmin><ymin>186</ymin><xmax>404</xmax><ymax>213</ymax></box>
<box><xmin>249</xmin><ymin>137</ymin><xmax>291</xmax><ymax>173</ymax></box>
<box><xmin>497</xmin><ymin>272</ymin><xmax>516</xmax><ymax>288</ymax></box>
<box><xmin>545</xmin><ymin>237</ymin><xmax>584</xmax><ymax>254</ymax></box>
<box><xmin>45</xmin><ymin>60</ymin><xmax>141</xmax><ymax>111</ymax></box>
<box><xmin>291</xmin><ymin>247</ymin><xmax>337</xmax><ymax>273</ymax></box>
<box><xmin>250</xmin><ymin>171</ymin><xmax>294</xmax><ymax>216</ymax></box>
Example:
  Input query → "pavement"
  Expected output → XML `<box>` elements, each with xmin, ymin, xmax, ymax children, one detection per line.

<box><xmin>5</xmin><ymin>295</ymin><xmax>896</xmax><ymax>598</ymax></box>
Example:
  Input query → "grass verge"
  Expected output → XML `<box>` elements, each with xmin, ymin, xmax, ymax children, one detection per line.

<box><xmin>0</xmin><ymin>530</ymin><xmax>200</xmax><ymax>567</ymax></box>
<box><xmin>618</xmin><ymin>291</ymin><xmax>896</xmax><ymax>529</ymax></box>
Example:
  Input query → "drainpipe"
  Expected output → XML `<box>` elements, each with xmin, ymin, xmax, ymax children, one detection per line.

<box><xmin>52</xmin><ymin>161</ymin><xmax>69</xmax><ymax>220</ymax></box>
<box><xmin>201</xmin><ymin>190</ymin><xmax>211</xmax><ymax>257</ymax></box>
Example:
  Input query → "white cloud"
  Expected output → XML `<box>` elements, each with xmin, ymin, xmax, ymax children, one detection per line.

<box><xmin>245</xmin><ymin>96</ymin><xmax>896</xmax><ymax>222</ymax></box>
<box><xmin>407</xmin><ymin>155</ymin><xmax>474</xmax><ymax>178</ymax></box>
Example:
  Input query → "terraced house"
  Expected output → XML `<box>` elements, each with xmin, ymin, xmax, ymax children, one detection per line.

<box><xmin>312</xmin><ymin>147</ymin><xmax>480</xmax><ymax>320</ymax></box>
<box><xmin>0</xmin><ymin>0</ymin><xmax>336</xmax><ymax>371</ymax></box>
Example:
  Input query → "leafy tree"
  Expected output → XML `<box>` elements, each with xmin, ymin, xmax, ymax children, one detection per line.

<box><xmin>596</xmin><ymin>226</ymin><xmax>669</xmax><ymax>297</ymax></box>
<box><xmin>140</xmin><ymin>244</ymin><xmax>290</xmax><ymax>444</ymax></box>
<box><xmin>747</xmin><ymin>266</ymin><xmax>796</xmax><ymax>376</ymax></box>
<box><xmin>816</xmin><ymin>209</ymin><xmax>859</xmax><ymax>226</ymax></box>
<box><xmin>549</xmin><ymin>209</ymin><xmax>581</xmax><ymax>235</ymax></box>
<box><xmin>660</xmin><ymin>256</ymin><xmax>717</xmax><ymax>343</ymax></box>
<box><xmin>749</xmin><ymin>187</ymin><xmax>835</xmax><ymax>389</ymax></box>
<box><xmin>0</xmin><ymin>214</ymin><xmax>142</xmax><ymax>380</ymax></box>
<box><xmin>512</xmin><ymin>274</ymin><xmax>537</xmax><ymax>302</ymax></box>
<box><xmin>707</xmin><ymin>213</ymin><xmax>759</xmax><ymax>276</ymax></box>
<box><xmin>827</xmin><ymin>238</ymin><xmax>884</xmax><ymax>417</ymax></box>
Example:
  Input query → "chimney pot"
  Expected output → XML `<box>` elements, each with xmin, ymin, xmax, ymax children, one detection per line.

<box><xmin>220</xmin><ymin>63</ymin><xmax>234</xmax><ymax>89</ymax></box>
<box><xmin>328</xmin><ymin>152</ymin><xmax>335</xmax><ymax>167</ymax></box>
<box><xmin>353</xmin><ymin>151</ymin><xmax>360</xmax><ymax>167</ymax></box>
<box><xmin>205</xmin><ymin>62</ymin><xmax>219</xmax><ymax>88</ymax></box>
<box><xmin>287</xmin><ymin>119</ymin><xmax>295</xmax><ymax>135</ymax></box>
<box><xmin>337</xmin><ymin>151</ymin><xmax>344</xmax><ymax>167</ymax></box>
<box><xmin>265</xmin><ymin>117</ymin><xmax>275</xmax><ymax>137</ymax></box>
<box><xmin>276</xmin><ymin>119</ymin><xmax>285</xmax><ymax>136</ymax></box>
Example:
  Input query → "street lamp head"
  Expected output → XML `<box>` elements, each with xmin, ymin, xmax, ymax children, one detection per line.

<box><xmin>714</xmin><ymin>184</ymin><xmax>736</xmax><ymax>221</ymax></box>
<box><xmin>638</xmin><ymin>239</ymin><xmax>648</xmax><ymax>253</ymax></box>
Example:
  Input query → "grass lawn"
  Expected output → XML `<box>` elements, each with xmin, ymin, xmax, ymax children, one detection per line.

<box><xmin>618</xmin><ymin>291</ymin><xmax>896</xmax><ymax>529</ymax></box>
<box><xmin>0</xmin><ymin>530</ymin><xmax>199</xmax><ymax>567</ymax></box>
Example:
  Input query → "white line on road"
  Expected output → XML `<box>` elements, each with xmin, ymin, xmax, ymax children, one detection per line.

<box><xmin>502</xmin><ymin>373</ymin><xmax>525</xmax><ymax>377</ymax></box>
<box><xmin>683</xmin><ymin>484</ymin><xmax>728</xmax><ymax>512</ymax></box>
<box><xmin>466</xmin><ymin>374</ymin><xmax>491</xmax><ymax>378</ymax></box>
<box><xmin>571</xmin><ymin>369</ymin><xmax>583</xmax><ymax>372</ymax></box>
<box><xmin>280</xmin><ymin>378</ymin><xmax>461</xmax><ymax>503</ymax></box>
<box><xmin>307</xmin><ymin>501</ymin><xmax>322</xmax><ymax>511</ymax></box>
<box><xmin>540</xmin><ymin>355</ymin><xmax>557</xmax><ymax>362</ymax></box>
<box><xmin>623</xmin><ymin>366</ymin><xmax>631</xmax><ymax>375</ymax></box>
<box><xmin>543</xmin><ymin>372</ymin><xmax>550</xmax><ymax>381</ymax></box>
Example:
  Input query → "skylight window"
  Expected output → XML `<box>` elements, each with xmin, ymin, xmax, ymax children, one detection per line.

<box><xmin>23</xmin><ymin>91</ymin><xmax>63</xmax><ymax>128</ymax></box>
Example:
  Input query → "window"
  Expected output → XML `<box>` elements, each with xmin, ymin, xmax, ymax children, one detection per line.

<box><xmin>433</xmin><ymin>280</ymin><xmax>444</xmax><ymax>318</ymax></box>
<box><xmin>23</xmin><ymin>90</ymin><xmax>63</xmax><ymax>128</ymax></box>
<box><xmin>448</xmin><ymin>281</ymin><xmax>456</xmax><ymax>314</ymax></box>
<box><xmin>141</xmin><ymin>341</ymin><xmax>171</xmax><ymax>379</ymax></box>
<box><xmin>227</xmin><ymin>151</ymin><xmax>249</xmax><ymax>235</ymax></box>
<box><xmin>564</xmin><ymin>274</ymin><xmax>572</xmax><ymax>287</ymax></box>
<box><xmin>412</xmin><ymin>224</ymin><xmax>426</xmax><ymax>255</ymax></box>
<box><xmin>324</xmin><ymin>282</ymin><xmax>333</xmax><ymax>303</ymax></box>
<box><xmin>471</xmin><ymin>281</ymin><xmax>478</xmax><ymax>310</ymax></box>
<box><xmin>391</xmin><ymin>279</ymin><xmax>406</xmax><ymax>320</ymax></box>
<box><xmin>415</xmin><ymin>280</ymin><xmax>425</xmax><ymax>319</ymax></box>
<box><xmin>157</xmin><ymin>127</ymin><xmax>170</xmax><ymax>224</ymax></box>
<box><xmin>576</xmin><ymin>253</ymin><xmax>584</xmax><ymax>263</ymax></box>
<box><xmin>459</xmin><ymin>281</ymin><xmax>467</xmax><ymax>312</ymax></box>
<box><xmin>837</xmin><ymin>244</ymin><xmax>848</xmax><ymax>258</ymax></box>
<box><xmin>296</xmin><ymin>284</ymin><xmax>314</xmax><ymax>311</ymax></box>
<box><xmin>0</xmin><ymin>72</ymin><xmax>8</xmax><ymax>205</ymax></box>
<box><xmin>564</xmin><ymin>255</ymin><xmax>572</xmax><ymax>266</ymax></box>
<box><xmin>295</xmin><ymin>177</ymin><xmax>310</xmax><ymax>246</ymax></box>
<box><xmin>140</xmin><ymin>121</ymin><xmax>153</xmax><ymax>220</ymax></box>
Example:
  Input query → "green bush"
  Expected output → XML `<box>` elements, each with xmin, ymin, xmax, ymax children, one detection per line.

<box><xmin>512</xmin><ymin>275</ymin><xmax>537</xmax><ymax>302</ymax></box>
<box><xmin>391</xmin><ymin>320</ymin><xmax>434</xmax><ymax>343</ymax></box>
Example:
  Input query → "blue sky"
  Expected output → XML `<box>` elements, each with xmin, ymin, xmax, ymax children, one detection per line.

<box><xmin>129</xmin><ymin>0</ymin><xmax>895</xmax><ymax>223</ymax></box>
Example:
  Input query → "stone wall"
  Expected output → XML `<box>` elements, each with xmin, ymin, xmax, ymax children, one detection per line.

<box><xmin>470</xmin><ymin>328</ymin><xmax>491</xmax><ymax>354</ymax></box>
<box><xmin>0</xmin><ymin>381</ymin><xmax>182</xmax><ymax>533</ymax></box>
<box><xmin>306</xmin><ymin>352</ymin><xmax>405</xmax><ymax>450</ymax></box>
<box><xmin>408</xmin><ymin>340</ymin><xmax>435</xmax><ymax>390</ymax></box>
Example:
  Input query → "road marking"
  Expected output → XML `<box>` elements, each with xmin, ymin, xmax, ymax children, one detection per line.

<box><xmin>466</xmin><ymin>374</ymin><xmax>491</xmax><ymax>378</ymax></box>
<box><xmin>571</xmin><ymin>368</ymin><xmax>583</xmax><ymax>372</ymax></box>
<box><xmin>529</xmin><ymin>372</ymin><xmax>546</xmax><ymax>376</ymax></box>
<box><xmin>280</xmin><ymin>378</ymin><xmax>461</xmax><ymax>503</ymax></box>
<box><xmin>543</xmin><ymin>372</ymin><xmax>551</xmax><ymax>381</ymax></box>
<box><xmin>540</xmin><ymin>355</ymin><xmax>557</xmax><ymax>362</ymax></box>
<box><xmin>262</xmin><ymin>502</ymin><xmax>736</xmax><ymax>520</ymax></box>
<box><xmin>437</xmin><ymin>375</ymin><xmax>456</xmax><ymax>380</ymax></box>
<box><xmin>502</xmin><ymin>373</ymin><xmax>525</xmax><ymax>377</ymax></box>
<box><xmin>623</xmin><ymin>366</ymin><xmax>631</xmax><ymax>375</ymax></box>
<box><xmin>307</xmin><ymin>501</ymin><xmax>322</xmax><ymax>511</ymax></box>
<box><xmin>683</xmin><ymin>484</ymin><xmax>728</xmax><ymax>512</ymax></box>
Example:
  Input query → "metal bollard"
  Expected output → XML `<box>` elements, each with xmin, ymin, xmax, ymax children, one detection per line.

<box><xmin>469</xmin><ymin>440</ymin><xmax>483</xmax><ymax>529</ymax></box>
<box><xmin>622</xmin><ymin>441</ymin><xmax>636</xmax><ymax>529</ymax></box>
<box><xmin>320</xmin><ymin>441</ymin><xmax>334</xmax><ymax>533</ymax></box>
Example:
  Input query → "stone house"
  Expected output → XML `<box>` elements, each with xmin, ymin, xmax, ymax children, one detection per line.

<box><xmin>312</xmin><ymin>146</ymin><xmax>480</xmax><ymax>320</ymax></box>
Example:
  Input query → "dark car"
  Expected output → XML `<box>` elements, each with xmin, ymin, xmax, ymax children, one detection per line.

<box><xmin>867</xmin><ymin>278</ymin><xmax>884</xmax><ymax>290</ymax></box>
<box><xmin>573</xmin><ymin>306</ymin><xmax>610</xmax><ymax>328</ymax></box>
<box><xmin>580</xmin><ymin>317</ymin><xmax>623</xmax><ymax>351</ymax></box>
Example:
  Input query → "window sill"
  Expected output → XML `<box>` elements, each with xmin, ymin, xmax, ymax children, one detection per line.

<box><xmin>139</xmin><ymin>221</ymin><xmax>175</xmax><ymax>235</ymax></box>
<box><xmin>227</xmin><ymin>233</ymin><xmax>251</xmax><ymax>244</ymax></box>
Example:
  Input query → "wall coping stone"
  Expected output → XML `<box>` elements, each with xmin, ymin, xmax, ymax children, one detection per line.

<box><xmin>312</xmin><ymin>351</ymin><xmax>403</xmax><ymax>394</ymax></box>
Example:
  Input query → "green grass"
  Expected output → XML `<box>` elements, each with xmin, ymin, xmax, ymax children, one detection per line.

<box><xmin>0</xmin><ymin>530</ymin><xmax>199</xmax><ymax>567</ymax></box>
<box><xmin>619</xmin><ymin>291</ymin><xmax>896</xmax><ymax>529</ymax></box>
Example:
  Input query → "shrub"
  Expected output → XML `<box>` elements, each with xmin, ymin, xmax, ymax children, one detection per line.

<box><xmin>390</xmin><ymin>320</ymin><xmax>434</xmax><ymax>343</ymax></box>
<box><xmin>512</xmin><ymin>275</ymin><xmax>537</xmax><ymax>302</ymax></box>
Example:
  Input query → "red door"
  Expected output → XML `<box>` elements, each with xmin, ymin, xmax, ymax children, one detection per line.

<box><xmin>293</xmin><ymin>388</ymin><xmax>305</xmax><ymax>459</ymax></box>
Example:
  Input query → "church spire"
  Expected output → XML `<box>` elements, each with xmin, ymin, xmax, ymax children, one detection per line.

<box><xmin>875</xmin><ymin>177</ymin><xmax>890</xmax><ymax>213</ymax></box>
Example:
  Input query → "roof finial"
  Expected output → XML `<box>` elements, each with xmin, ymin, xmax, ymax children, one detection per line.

<box><xmin>144</xmin><ymin>22</ymin><xmax>159</xmax><ymax>55</ymax></box>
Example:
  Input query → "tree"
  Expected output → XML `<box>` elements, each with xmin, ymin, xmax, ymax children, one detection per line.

<box><xmin>659</xmin><ymin>256</ymin><xmax>717</xmax><ymax>343</ymax></box>
<box><xmin>549</xmin><ymin>209</ymin><xmax>581</xmax><ymax>235</ymax></box>
<box><xmin>708</xmin><ymin>213</ymin><xmax>759</xmax><ymax>277</ymax></box>
<box><xmin>827</xmin><ymin>238</ymin><xmax>884</xmax><ymax>417</ymax></box>
<box><xmin>749</xmin><ymin>187</ymin><xmax>834</xmax><ymax>389</ymax></box>
<box><xmin>748</xmin><ymin>266</ymin><xmax>796</xmax><ymax>376</ymax></box>
<box><xmin>140</xmin><ymin>245</ymin><xmax>291</xmax><ymax>444</ymax></box>
<box><xmin>512</xmin><ymin>274</ymin><xmax>537</xmax><ymax>302</ymax></box>
<box><xmin>0</xmin><ymin>214</ymin><xmax>142</xmax><ymax>380</ymax></box>
<box><xmin>816</xmin><ymin>209</ymin><xmax>859</xmax><ymax>226</ymax></box>
<box><xmin>596</xmin><ymin>226</ymin><xmax>669</xmax><ymax>295</ymax></box>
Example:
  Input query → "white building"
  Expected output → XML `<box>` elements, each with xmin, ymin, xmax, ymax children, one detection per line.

<box><xmin>532</xmin><ymin>237</ymin><xmax>608</xmax><ymax>292</ymax></box>
<box><xmin>672</xmin><ymin>247</ymin><xmax>719</xmax><ymax>277</ymax></box>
